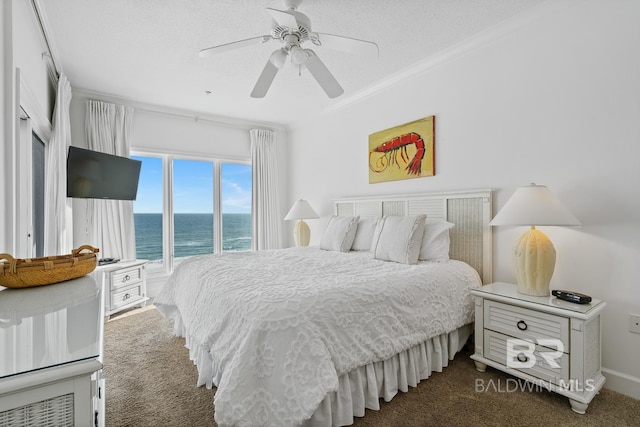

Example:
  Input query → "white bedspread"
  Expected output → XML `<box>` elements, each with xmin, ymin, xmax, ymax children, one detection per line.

<box><xmin>154</xmin><ymin>247</ymin><xmax>481</xmax><ymax>427</ymax></box>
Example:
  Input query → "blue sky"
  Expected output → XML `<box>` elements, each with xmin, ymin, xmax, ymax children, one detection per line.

<box><xmin>132</xmin><ymin>156</ymin><xmax>251</xmax><ymax>214</ymax></box>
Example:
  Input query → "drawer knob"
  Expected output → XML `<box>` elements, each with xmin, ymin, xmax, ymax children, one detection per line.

<box><xmin>122</xmin><ymin>274</ymin><xmax>130</xmax><ymax>283</ymax></box>
<box><xmin>123</xmin><ymin>293</ymin><xmax>130</xmax><ymax>301</ymax></box>
<box><xmin>517</xmin><ymin>320</ymin><xmax>528</xmax><ymax>331</ymax></box>
<box><xmin>517</xmin><ymin>353</ymin><xmax>529</xmax><ymax>363</ymax></box>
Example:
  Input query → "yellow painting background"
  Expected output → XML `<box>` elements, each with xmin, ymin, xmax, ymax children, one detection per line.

<box><xmin>368</xmin><ymin>116</ymin><xmax>435</xmax><ymax>184</ymax></box>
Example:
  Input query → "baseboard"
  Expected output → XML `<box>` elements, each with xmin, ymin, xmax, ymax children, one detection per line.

<box><xmin>602</xmin><ymin>368</ymin><xmax>640</xmax><ymax>400</ymax></box>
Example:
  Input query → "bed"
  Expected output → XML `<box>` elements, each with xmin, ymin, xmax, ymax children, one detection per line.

<box><xmin>154</xmin><ymin>190</ymin><xmax>492</xmax><ymax>427</ymax></box>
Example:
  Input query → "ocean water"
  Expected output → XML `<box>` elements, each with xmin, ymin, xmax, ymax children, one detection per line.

<box><xmin>134</xmin><ymin>213</ymin><xmax>251</xmax><ymax>261</ymax></box>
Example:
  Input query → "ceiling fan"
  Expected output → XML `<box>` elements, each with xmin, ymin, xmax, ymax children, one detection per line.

<box><xmin>199</xmin><ymin>0</ymin><xmax>378</xmax><ymax>99</ymax></box>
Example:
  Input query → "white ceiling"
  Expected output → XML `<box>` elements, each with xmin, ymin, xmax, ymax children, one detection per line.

<box><xmin>39</xmin><ymin>0</ymin><xmax>545</xmax><ymax>127</ymax></box>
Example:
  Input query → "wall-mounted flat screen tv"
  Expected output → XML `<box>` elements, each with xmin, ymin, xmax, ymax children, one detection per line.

<box><xmin>66</xmin><ymin>146</ymin><xmax>142</xmax><ymax>200</ymax></box>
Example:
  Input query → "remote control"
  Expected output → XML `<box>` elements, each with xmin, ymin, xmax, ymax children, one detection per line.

<box><xmin>552</xmin><ymin>289</ymin><xmax>592</xmax><ymax>304</ymax></box>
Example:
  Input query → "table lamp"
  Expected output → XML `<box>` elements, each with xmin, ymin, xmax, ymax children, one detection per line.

<box><xmin>490</xmin><ymin>184</ymin><xmax>581</xmax><ymax>296</ymax></box>
<box><xmin>284</xmin><ymin>199</ymin><xmax>319</xmax><ymax>247</ymax></box>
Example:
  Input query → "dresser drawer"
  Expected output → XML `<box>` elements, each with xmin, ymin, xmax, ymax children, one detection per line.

<box><xmin>484</xmin><ymin>300</ymin><xmax>569</xmax><ymax>349</ymax></box>
<box><xmin>111</xmin><ymin>284</ymin><xmax>142</xmax><ymax>309</ymax></box>
<box><xmin>110</xmin><ymin>266</ymin><xmax>143</xmax><ymax>290</ymax></box>
<box><xmin>484</xmin><ymin>329</ymin><xmax>569</xmax><ymax>385</ymax></box>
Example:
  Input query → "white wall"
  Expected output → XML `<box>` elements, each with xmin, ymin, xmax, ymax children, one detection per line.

<box><xmin>287</xmin><ymin>0</ymin><xmax>640</xmax><ymax>398</ymax></box>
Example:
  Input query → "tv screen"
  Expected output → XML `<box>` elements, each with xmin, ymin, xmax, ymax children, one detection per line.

<box><xmin>66</xmin><ymin>146</ymin><xmax>142</xmax><ymax>200</ymax></box>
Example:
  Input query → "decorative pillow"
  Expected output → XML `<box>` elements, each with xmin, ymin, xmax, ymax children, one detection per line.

<box><xmin>371</xmin><ymin>215</ymin><xmax>426</xmax><ymax>265</ymax></box>
<box><xmin>419</xmin><ymin>220</ymin><xmax>455</xmax><ymax>262</ymax></box>
<box><xmin>319</xmin><ymin>215</ymin><xmax>359</xmax><ymax>252</ymax></box>
<box><xmin>350</xmin><ymin>218</ymin><xmax>380</xmax><ymax>251</ymax></box>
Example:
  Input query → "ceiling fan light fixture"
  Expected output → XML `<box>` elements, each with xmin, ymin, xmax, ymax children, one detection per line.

<box><xmin>269</xmin><ymin>48</ymin><xmax>288</xmax><ymax>69</ymax></box>
<box><xmin>290</xmin><ymin>45</ymin><xmax>308</xmax><ymax>65</ymax></box>
<box><xmin>200</xmin><ymin>0</ymin><xmax>377</xmax><ymax>98</ymax></box>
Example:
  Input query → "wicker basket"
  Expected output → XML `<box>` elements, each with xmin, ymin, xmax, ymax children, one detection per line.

<box><xmin>0</xmin><ymin>245</ymin><xmax>99</xmax><ymax>289</ymax></box>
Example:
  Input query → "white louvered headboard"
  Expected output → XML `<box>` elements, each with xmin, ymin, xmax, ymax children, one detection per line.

<box><xmin>334</xmin><ymin>189</ymin><xmax>493</xmax><ymax>284</ymax></box>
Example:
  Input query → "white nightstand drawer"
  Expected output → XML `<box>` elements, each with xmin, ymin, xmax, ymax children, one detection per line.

<box><xmin>110</xmin><ymin>266</ymin><xmax>143</xmax><ymax>290</ymax></box>
<box><xmin>484</xmin><ymin>299</ymin><xmax>569</xmax><ymax>348</ymax></box>
<box><xmin>111</xmin><ymin>285</ymin><xmax>142</xmax><ymax>309</ymax></box>
<box><xmin>484</xmin><ymin>329</ymin><xmax>569</xmax><ymax>385</ymax></box>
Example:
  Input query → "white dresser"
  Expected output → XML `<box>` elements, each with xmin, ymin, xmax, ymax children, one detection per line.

<box><xmin>471</xmin><ymin>282</ymin><xmax>606</xmax><ymax>414</ymax></box>
<box><xmin>0</xmin><ymin>276</ymin><xmax>105</xmax><ymax>427</ymax></box>
<box><xmin>93</xmin><ymin>260</ymin><xmax>149</xmax><ymax>319</ymax></box>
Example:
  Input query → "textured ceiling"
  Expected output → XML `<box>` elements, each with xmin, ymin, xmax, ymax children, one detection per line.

<box><xmin>39</xmin><ymin>0</ymin><xmax>545</xmax><ymax>126</ymax></box>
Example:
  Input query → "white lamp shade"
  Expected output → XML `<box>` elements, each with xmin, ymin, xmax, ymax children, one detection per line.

<box><xmin>284</xmin><ymin>199</ymin><xmax>319</xmax><ymax>220</ymax></box>
<box><xmin>490</xmin><ymin>184</ymin><xmax>581</xmax><ymax>226</ymax></box>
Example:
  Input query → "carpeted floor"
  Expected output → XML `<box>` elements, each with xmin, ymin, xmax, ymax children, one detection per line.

<box><xmin>104</xmin><ymin>307</ymin><xmax>640</xmax><ymax>427</ymax></box>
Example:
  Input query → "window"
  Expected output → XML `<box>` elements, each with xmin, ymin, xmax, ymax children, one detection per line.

<box><xmin>221</xmin><ymin>163</ymin><xmax>252</xmax><ymax>252</ymax></box>
<box><xmin>132</xmin><ymin>155</ymin><xmax>164</xmax><ymax>272</ymax></box>
<box><xmin>132</xmin><ymin>153</ymin><xmax>251</xmax><ymax>275</ymax></box>
<box><xmin>173</xmin><ymin>159</ymin><xmax>214</xmax><ymax>259</ymax></box>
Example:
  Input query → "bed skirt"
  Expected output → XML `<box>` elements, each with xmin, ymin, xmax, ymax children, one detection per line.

<box><xmin>303</xmin><ymin>323</ymin><xmax>473</xmax><ymax>427</ymax></box>
<box><xmin>157</xmin><ymin>303</ymin><xmax>471</xmax><ymax>427</ymax></box>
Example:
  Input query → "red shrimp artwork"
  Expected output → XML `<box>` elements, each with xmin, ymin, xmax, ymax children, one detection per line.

<box><xmin>370</xmin><ymin>132</ymin><xmax>425</xmax><ymax>175</ymax></box>
<box><xmin>368</xmin><ymin>116</ymin><xmax>435</xmax><ymax>184</ymax></box>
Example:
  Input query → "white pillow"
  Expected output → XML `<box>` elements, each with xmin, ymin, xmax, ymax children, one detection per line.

<box><xmin>351</xmin><ymin>218</ymin><xmax>380</xmax><ymax>251</ymax></box>
<box><xmin>419</xmin><ymin>220</ymin><xmax>455</xmax><ymax>262</ymax></box>
<box><xmin>371</xmin><ymin>215</ymin><xmax>426</xmax><ymax>265</ymax></box>
<box><xmin>319</xmin><ymin>215</ymin><xmax>359</xmax><ymax>252</ymax></box>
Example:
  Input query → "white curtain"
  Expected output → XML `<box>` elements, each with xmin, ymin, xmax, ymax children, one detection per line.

<box><xmin>251</xmin><ymin>129</ymin><xmax>281</xmax><ymax>250</ymax></box>
<box><xmin>44</xmin><ymin>75</ymin><xmax>73</xmax><ymax>256</ymax></box>
<box><xmin>85</xmin><ymin>100</ymin><xmax>136</xmax><ymax>260</ymax></box>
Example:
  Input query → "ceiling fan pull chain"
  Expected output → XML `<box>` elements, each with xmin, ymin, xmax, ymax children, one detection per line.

<box><xmin>298</xmin><ymin>64</ymin><xmax>301</xmax><ymax>77</ymax></box>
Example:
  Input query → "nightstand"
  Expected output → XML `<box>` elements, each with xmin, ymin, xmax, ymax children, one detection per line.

<box><xmin>93</xmin><ymin>260</ymin><xmax>149</xmax><ymax>319</ymax></box>
<box><xmin>471</xmin><ymin>282</ymin><xmax>606</xmax><ymax>414</ymax></box>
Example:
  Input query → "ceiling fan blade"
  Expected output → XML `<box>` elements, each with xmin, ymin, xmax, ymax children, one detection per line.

<box><xmin>315</xmin><ymin>33</ymin><xmax>379</xmax><ymax>57</ymax></box>
<box><xmin>303</xmin><ymin>50</ymin><xmax>344</xmax><ymax>99</ymax></box>
<box><xmin>199</xmin><ymin>35</ymin><xmax>271</xmax><ymax>58</ymax></box>
<box><xmin>250</xmin><ymin>60</ymin><xmax>280</xmax><ymax>98</ymax></box>
<box><xmin>266</xmin><ymin>7</ymin><xmax>299</xmax><ymax>29</ymax></box>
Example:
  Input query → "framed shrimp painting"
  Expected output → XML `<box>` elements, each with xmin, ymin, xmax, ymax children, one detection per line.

<box><xmin>368</xmin><ymin>116</ymin><xmax>435</xmax><ymax>184</ymax></box>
